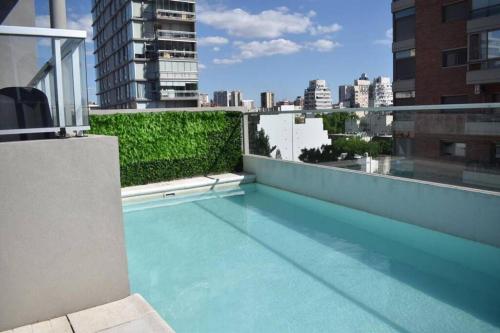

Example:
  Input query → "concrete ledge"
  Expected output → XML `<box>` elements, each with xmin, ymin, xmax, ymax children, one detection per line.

<box><xmin>121</xmin><ymin>173</ymin><xmax>256</xmax><ymax>202</ymax></box>
<box><xmin>243</xmin><ymin>155</ymin><xmax>500</xmax><ymax>248</ymax></box>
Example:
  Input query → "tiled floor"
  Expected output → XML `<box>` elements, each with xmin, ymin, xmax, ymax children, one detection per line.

<box><xmin>1</xmin><ymin>295</ymin><xmax>174</xmax><ymax>333</ymax></box>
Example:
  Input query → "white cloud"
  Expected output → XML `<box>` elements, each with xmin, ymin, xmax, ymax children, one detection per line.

<box><xmin>199</xmin><ymin>7</ymin><xmax>314</xmax><ymax>38</ymax></box>
<box><xmin>310</xmin><ymin>23</ymin><xmax>342</xmax><ymax>35</ymax></box>
<box><xmin>306</xmin><ymin>39</ymin><xmax>340</xmax><ymax>52</ymax></box>
<box><xmin>374</xmin><ymin>28</ymin><xmax>393</xmax><ymax>46</ymax></box>
<box><xmin>213</xmin><ymin>58</ymin><xmax>243</xmax><ymax>65</ymax></box>
<box><xmin>198</xmin><ymin>36</ymin><xmax>229</xmax><ymax>46</ymax></box>
<box><xmin>213</xmin><ymin>37</ymin><xmax>342</xmax><ymax>65</ymax></box>
<box><xmin>36</xmin><ymin>14</ymin><xmax>93</xmax><ymax>43</ymax></box>
<box><xmin>212</xmin><ymin>46</ymin><xmax>221</xmax><ymax>52</ymax></box>
<box><xmin>214</xmin><ymin>38</ymin><xmax>302</xmax><ymax>65</ymax></box>
<box><xmin>199</xmin><ymin>63</ymin><xmax>207</xmax><ymax>70</ymax></box>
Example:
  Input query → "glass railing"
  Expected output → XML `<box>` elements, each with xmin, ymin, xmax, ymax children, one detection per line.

<box><xmin>159</xmin><ymin>90</ymin><xmax>198</xmax><ymax>99</ymax></box>
<box><xmin>0</xmin><ymin>26</ymin><xmax>89</xmax><ymax>140</ymax></box>
<box><xmin>470</xmin><ymin>4</ymin><xmax>500</xmax><ymax>19</ymax></box>
<box><xmin>157</xmin><ymin>30</ymin><xmax>196</xmax><ymax>41</ymax></box>
<box><xmin>243</xmin><ymin>104</ymin><xmax>500</xmax><ymax>192</ymax></box>
<box><xmin>156</xmin><ymin>9</ymin><xmax>196</xmax><ymax>21</ymax></box>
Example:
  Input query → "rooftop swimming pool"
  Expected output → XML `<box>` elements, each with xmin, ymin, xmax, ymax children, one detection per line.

<box><xmin>124</xmin><ymin>183</ymin><xmax>500</xmax><ymax>333</ymax></box>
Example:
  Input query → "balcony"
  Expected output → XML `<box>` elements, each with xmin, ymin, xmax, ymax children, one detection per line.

<box><xmin>470</xmin><ymin>3</ymin><xmax>500</xmax><ymax>19</ymax></box>
<box><xmin>155</xmin><ymin>9</ymin><xmax>196</xmax><ymax>22</ymax></box>
<box><xmin>159</xmin><ymin>89</ymin><xmax>198</xmax><ymax>100</ymax></box>
<box><xmin>156</xmin><ymin>30</ymin><xmax>196</xmax><ymax>42</ymax></box>
<box><xmin>158</xmin><ymin>49</ymin><xmax>197</xmax><ymax>59</ymax></box>
<box><xmin>0</xmin><ymin>26</ymin><xmax>89</xmax><ymax>140</ymax></box>
<box><xmin>467</xmin><ymin>60</ymin><xmax>500</xmax><ymax>84</ymax></box>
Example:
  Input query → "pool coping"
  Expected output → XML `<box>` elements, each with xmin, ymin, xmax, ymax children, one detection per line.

<box><xmin>121</xmin><ymin>173</ymin><xmax>256</xmax><ymax>202</ymax></box>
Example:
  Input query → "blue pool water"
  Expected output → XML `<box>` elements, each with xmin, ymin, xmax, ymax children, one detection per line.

<box><xmin>124</xmin><ymin>184</ymin><xmax>500</xmax><ymax>333</ymax></box>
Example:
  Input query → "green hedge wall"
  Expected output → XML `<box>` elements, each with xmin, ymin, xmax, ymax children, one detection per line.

<box><xmin>89</xmin><ymin>111</ymin><xmax>243</xmax><ymax>187</ymax></box>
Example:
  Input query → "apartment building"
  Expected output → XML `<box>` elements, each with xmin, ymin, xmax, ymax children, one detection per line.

<box><xmin>303</xmin><ymin>80</ymin><xmax>332</xmax><ymax>110</ymax></box>
<box><xmin>371</xmin><ymin>76</ymin><xmax>394</xmax><ymax>107</ymax></box>
<box><xmin>392</xmin><ymin>0</ymin><xmax>500</xmax><ymax>178</ymax></box>
<box><xmin>213</xmin><ymin>90</ymin><xmax>229</xmax><ymax>107</ymax></box>
<box><xmin>92</xmin><ymin>0</ymin><xmax>199</xmax><ymax>109</ymax></box>
<box><xmin>230</xmin><ymin>90</ymin><xmax>242</xmax><ymax>107</ymax></box>
<box><xmin>261</xmin><ymin>91</ymin><xmax>275</xmax><ymax>109</ymax></box>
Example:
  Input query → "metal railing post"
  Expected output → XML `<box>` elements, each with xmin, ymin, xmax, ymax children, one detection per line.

<box><xmin>52</xmin><ymin>38</ymin><xmax>66</xmax><ymax>136</ymax></box>
<box><xmin>243</xmin><ymin>114</ymin><xmax>250</xmax><ymax>155</ymax></box>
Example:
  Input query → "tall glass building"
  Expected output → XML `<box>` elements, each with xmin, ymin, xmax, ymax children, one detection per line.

<box><xmin>92</xmin><ymin>0</ymin><xmax>199</xmax><ymax>109</ymax></box>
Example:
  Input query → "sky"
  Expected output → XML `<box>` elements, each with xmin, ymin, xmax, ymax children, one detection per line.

<box><xmin>34</xmin><ymin>0</ymin><xmax>393</xmax><ymax>104</ymax></box>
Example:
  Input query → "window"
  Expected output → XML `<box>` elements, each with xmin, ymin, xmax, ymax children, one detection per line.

<box><xmin>488</xmin><ymin>30</ymin><xmax>500</xmax><ymax>59</ymax></box>
<box><xmin>469</xmin><ymin>32</ymin><xmax>488</xmax><ymax>60</ymax></box>
<box><xmin>394</xmin><ymin>91</ymin><xmax>415</xmax><ymax>106</ymax></box>
<box><xmin>441</xmin><ymin>95</ymin><xmax>468</xmax><ymax>104</ymax></box>
<box><xmin>441</xmin><ymin>142</ymin><xmax>466</xmax><ymax>157</ymax></box>
<box><xmin>496</xmin><ymin>143</ymin><xmax>500</xmax><ymax>159</ymax></box>
<box><xmin>471</xmin><ymin>0</ymin><xmax>500</xmax><ymax>18</ymax></box>
<box><xmin>394</xmin><ymin>7</ymin><xmax>416</xmax><ymax>42</ymax></box>
<box><xmin>443</xmin><ymin>1</ymin><xmax>469</xmax><ymax>22</ymax></box>
<box><xmin>442</xmin><ymin>48</ymin><xmax>467</xmax><ymax>67</ymax></box>
<box><xmin>395</xmin><ymin>49</ymin><xmax>416</xmax><ymax>80</ymax></box>
<box><xmin>469</xmin><ymin>29</ymin><xmax>500</xmax><ymax>61</ymax></box>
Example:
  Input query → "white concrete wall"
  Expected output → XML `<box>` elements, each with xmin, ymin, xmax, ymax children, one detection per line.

<box><xmin>243</xmin><ymin>155</ymin><xmax>500</xmax><ymax>248</ymax></box>
<box><xmin>257</xmin><ymin>113</ymin><xmax>330</xmax><ymax>161</ymax></box>
<box><xmin>0</xmin><ymin>136</ymin><xmax>130</xmax><ymax>331</ymax></box>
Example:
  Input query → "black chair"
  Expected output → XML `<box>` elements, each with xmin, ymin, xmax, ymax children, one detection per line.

<box><xmin>0</xmin><ymin>87</ymin><xmax>56</xmax><ymax>142</ymax></box>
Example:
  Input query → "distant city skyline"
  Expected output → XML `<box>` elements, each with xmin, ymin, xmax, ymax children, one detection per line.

<box><xmin>34</xmin><ymin>0</ymin><xmax>393</xmax><ymax>104</ymax></box>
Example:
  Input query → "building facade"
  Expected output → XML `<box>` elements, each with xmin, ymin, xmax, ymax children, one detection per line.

<box><xmin>213</xmin><ymin>90</ymin><xmax>229</xmax><ymax>107</ymax></box>
<box><xmin>371</xmin><ymin>76</ymin><xmax>394</xmax><ymax>107</ymax></box>
<box><xmin>392</xmin><ymin>0</ymin><xmax>500</xmax><ymax>186</ymax></box>
<box><xmin>261</xmin><ymin>91</ymin><xmax>275</xmax><ymax>109</ymax></box>
<box><xmin>304</xmin><ymin>80</ymin><xmax>332</xmax><ymax>110</ymax></box>
<box><xmin>242</xmin><ymin>99</ymin><xmax>255</xmax><ymax>110</ymax></box>
<box><xmin>199</xmin><ymin>93</ymin><xmax>210</xmax><ymax>107</ymax></box>
<box><xmin>339</xmin><ymin>85</ymin><xmax>354</xmax><ymax>108</ymax></box>
<box><xmin>92</xmin><ymin>0</ymin><xmax>199</xmax><ymax>109</ymax></box>
<box><xmin>230</xmin><ymin>90</ymin><xmax>242</xmax><ymax>107</ymax></box>
<box><xmin>353</xmin><ymin>73</ymin><xmax>371</xmax><ymax>108</ymax></box>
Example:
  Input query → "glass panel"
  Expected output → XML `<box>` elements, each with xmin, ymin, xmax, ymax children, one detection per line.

<box><xmin>442</xmin><ymin>1</ymin><xmax>469</xmax><ymax>22</ymax></box>
<box><xmin>394</xmin><ymin>15</ymin><xmax>416</xmax><ymax>42</ymax></box>
<box><xmin>0</xmin><ymin>34</ymin><xmax>89</xmax><ymax>139</ymax></box>
<box><xmin>488</xmin><ymin>30</ymin><xmax>500</xmax><ymax>59</ymax></box>
<box><xmin>442</xmin><ymin>48</ymin><xmax>467</xmax><ymax>67</ymax></box>
<box><xmin>247</xmin><ymin>106</ymin><xmax>500</xmax><ymax>192</ymax></box>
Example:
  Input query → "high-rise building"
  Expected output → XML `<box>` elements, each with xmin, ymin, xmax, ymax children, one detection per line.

<box><xmin>339</xmin><ymin>85</ymin><xmax>354</xmax><ymax>108</ymax></box>
<box><xmin>261</xmin><ymin>91</ymin><xmax>275</xmax><ymax>109</ymax></box>
<box><xmin>304</xmin><ymin>80</ymin><xmax>332</xmax><ymax>110</ymax></box>
<box><xmin>92</xmin><ymin>0</ymin><xmax>199</xmax><ymax>109</ymax></box>
<box><xmin>213</xmin><ymin>91</ymin><xmax>230</xmax><ymax>107</ymax></box>
<box><xmin>242</xmin><ymin>99</ymin><xmax>255</xmax><ymax>110</ymax></box>
<box><xmin>294</xmin><ymin>96</ymin><xmax>304</xmax><ymax>108</ymax></box>
<box><xmin>230</xmin><ymin>91</ymin><xmax>243</xmax><ymax>107</ymax></box>
<box><xmin>353</xmin><ymin>73</ymin><xmax>371</xmax><ymax>108</ymax></box>
<box><xmin>371</xmin><ymin>76</ymin><xmax>393</xmax><ymax>107</ymax></box>
<box><xmin>391</xmin><ymin>0</ymin><xmax>500</xmax><ymax>173</ymax></box>
<box><xmin>199</xmin><ymin>93</ymin><xmax>210</xmax><ymax>107</ymax></box>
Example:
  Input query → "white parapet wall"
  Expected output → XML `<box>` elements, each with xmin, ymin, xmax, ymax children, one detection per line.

<box><xmin>243</xmin><ymin>155</ymin><xmax>500</xmax><ymax>248</ymax></box>
<box><xmin>0</xmin><ymin>136</ymin><xmax>130</xmax><ymax>331</ymax></box>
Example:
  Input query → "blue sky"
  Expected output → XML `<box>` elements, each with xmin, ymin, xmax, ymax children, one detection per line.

<box><xmin>35</xmin><ymin>0</ymin><xmax>393</xmax><ymax>104</ymax></box>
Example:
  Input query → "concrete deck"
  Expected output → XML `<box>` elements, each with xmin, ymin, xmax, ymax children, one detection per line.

<box><xmin>1</xmin><ymin>295</ymin><xmax>174</xmax><ymax>333</ymax></box>
<box><xmin>122</xmin><ymin>172</ymin><xmax>256</xmax><ymax>202</ymax></box>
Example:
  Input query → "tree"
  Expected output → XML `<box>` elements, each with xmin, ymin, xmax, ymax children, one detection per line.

<box><xmin>321</xmin><ymin>112</ymin><xmax>358</xmax><ymax>134</ymax></box>
<box><xmin>299</xmin><ymin>137</ymin><xmax>384</xmax><ymax>163</ymax></box>
<box><xmin>251</xmin><ymin>129</ymin><xmax>276</xmax><ymax>157</ymax></box>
